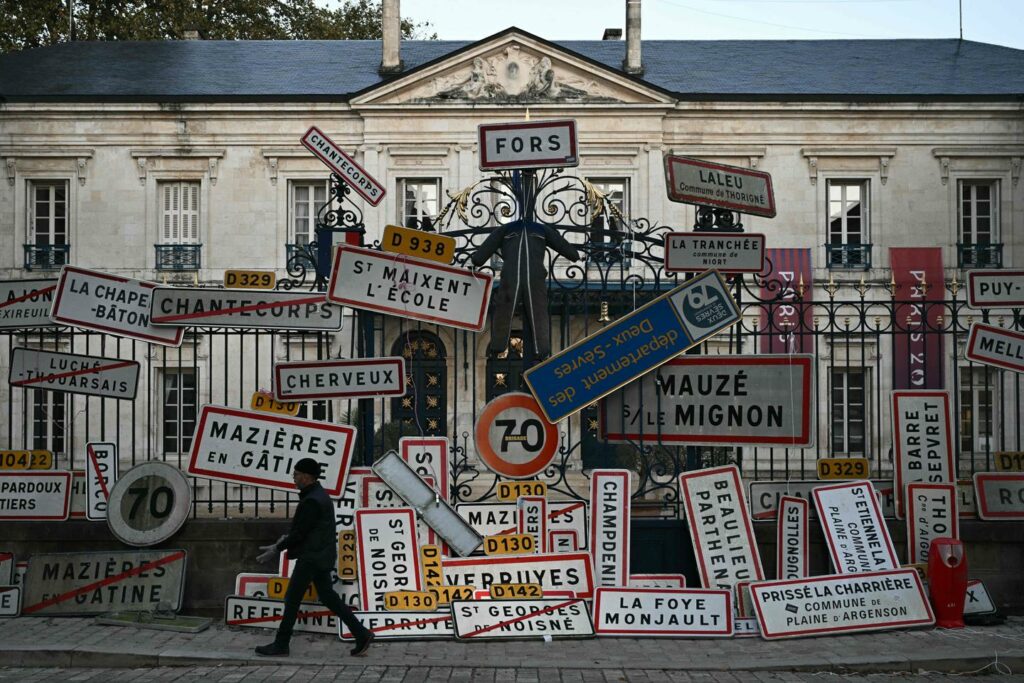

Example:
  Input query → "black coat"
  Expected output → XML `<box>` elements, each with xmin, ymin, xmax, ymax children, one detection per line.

<box><xmin>275</xmin><ymin>481</ymin><xmax>337</xmax><ymax>570</ymax></box>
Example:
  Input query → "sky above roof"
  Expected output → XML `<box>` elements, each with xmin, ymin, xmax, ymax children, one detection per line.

<box><xmin>398</xmin><ymin>0</ymin><xmax>1024</xmax><ymax>49</ymax></box>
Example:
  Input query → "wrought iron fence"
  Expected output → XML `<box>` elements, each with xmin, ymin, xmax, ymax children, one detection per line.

<box><xmin>155</xmin><ymin>244</ymin><xmax>202</xmax><ymax>271</ymax></box>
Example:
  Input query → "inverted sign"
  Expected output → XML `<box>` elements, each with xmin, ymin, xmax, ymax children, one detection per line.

<box><xmin>0</xmin><ymin>471</ymin><xmax>71</xmax><ymax>521</ymax></box>
<box><xmin>813</xmin><ymin>481</ymin><xmax>898</xmax><ymax>574</ymax></box>
<box><xmin>966</xmin><ymin>322</ymin><xmax>1024</xmax><ymax>374</ymax></box>
<box><xmin>186</xmin><ymin>405</ymin><xmax>355</xmax><ymax>496</ymax></box>
<box><xmin>0</xmin><ymin>586</ymin><xmax>20</xmax><ymax>618</ymax></box>
<box><xmin>749</xmin><ymin>479</ymin><xmax>896</xmax><ymax>522</ymax></box>
<box><xmin>629</xmin><ymin>574</ymin><xmax>687</xmax><ymax>589</ymax></box>
<box><xmin>301</xmin><ymin>126</ymin><xmax>385</xmax><ymax>206</ymax></box>
<box><xmin>356</xmin><ymin>508</ymin><xmax>422</xmax><ymax>610</ymax></box>
<box><xmin>457</xmin><ymin>501</ymin><xmax>589</xmax><ymax>550</ymax></box>
<box><xmin>679</xmin><ymin>465</ymin><xmax>763</xmax><ymax>590</ymax></box>
<box><xmin>452</xmin><ymin>598</ymin><xmax>593</xmax><ymax>640</ymax></box>
<box><xmin>750</xmin><ymin>569</ymin><xmax>934</xmax><ymax>639</ymax></box>
<box><xmin>476</xmin><ymin>392</ymin><xmax>559</xmax><ymax>479</ymax></box>
<box><xmin>0</xmin><ymin>278</ymin><xmax>57</xmax><ymax>329</ymax></box>
<box><xmin>442</xmin><ymin>552</ymin><xmax>595</xmax><ymax>598</ymax></box>
<box><xmin>9</xmin><ymin>347</ymin><xmax>139</xmax><ymax>401</ymax></box>
<box><xmin>906</xmin><ymin>483</ymin><xmax>958</xmax><ymax>565</ymax></box>
<box><xmin>777</xmin><ymin>496</ymin><xmax>808</xmax><ymax>580</ymax></box>
<box><xmin>974</xmin><ymin>472</ymin><xmax>1024</xmax><ymax>520</ymax></box>
<box><xmin>106</xmin><ymin>462</ymin><xmax>192</xmax><ymax>547</ymax></box>
<box><xmin>339</xmin><ymin>610</ymin><xmax>454</xmax><ymax>640</ymax></box>
<box><xmin>664</xmin><ymin>232</ymin><xmax>766</xmax><ymax>274</ymax></box>
<box><xmin>274</xmin><ymin>357</ymin><xmax>405</xmax><ymax>401</ymax></box>
<box><xmin>226</xmin><ymin>595</ymin><xmax>338</xmax><ymax>635</ymax></box>
<box><xmin>518</xmin><ymin>496</ymin><xmax>547</xmax><ymax>554</ymax></box>
<box><xmin>22</xmin><ymin>549</ymin><xmax>186</xmax><ymax>616</ymax></box>
<box><xmin>478</xmin><ymin>119</ymin><xmax>578</xmax><ymax>171</ymax></box>
<box><xmin>50</xmin><ymin>266</ymin><xmax>183</xmax><ymax>346</ymax></box>
<box><xmin>593</xmin><ymin>587</ymin><xmax>732</xmax><ymax>637</ymax></box>
<box><xmin>967</xmin><ymin>269</ymin><xmax>1024</xmax><ymax>308</ymax></box>
<box><xmin>664</xmin><ymin>156</ymin><xmax>777</xmax><ymax>218</ymax></box>
<box><xmin>892</xmin><ymin>391</ymin><xmax>955</xmax><ymax>518</ymax></box>
<box><xmin>150</xmin><ymin>287</ymin><xmax>343</xmax><ymax>331</ymax></box>
<box><xmin>525</xmin><ymin>270</ymin><xmax>740</xmax><ymax>423</ymax></box>
<box><xmin>327</xmin><ymin>245</ymin><xmax>492</xmax><ymax>331</ymax></box>
<box><xmin>85</xmin><ymin>442</ymin><xmax>117</xmax><ymax>521</ymax></box>
<box><xmin>382</xmin><ymin>225</ymin><xmax>456</xmax><ymax>265</ymax></box>
<box><xmin>599</xmin><ymin>355</ymin><xmax>814</xmax><ymax>447</ymax></box>
<box><xmin>965</xmin><ymin>580</ymin><xmax>997</xmax><ymax>616</ymax></box>
<box><xmin>590</xmin><ymin>469</ymin><xmax>630</xmax><ymax>587</ymax></box>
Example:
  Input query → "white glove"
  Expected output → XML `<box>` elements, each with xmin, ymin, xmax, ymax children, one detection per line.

<box><xmin>256</xmin><ymin>535</ymin><xmax>287</xmax><ymax>564</ymax></box>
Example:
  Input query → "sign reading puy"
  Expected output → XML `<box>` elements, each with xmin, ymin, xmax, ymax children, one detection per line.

<box><xmin>0</xmin><ymin>279</ymin><xmax>57</xmax><ymax>329</ymax></box>
<box><xmin>274</xmin><ymin>357</ymin><xmax>405</xmax><ymax>401</ymax></box>
<box><xmin>150</xmin><ymin>288</ymin><xmax>343</xmax><ymax>331</ymax></box>
<box><xmin>813</xmin><ymin>481</ymin><xmax>898</xmax><ymax>574</ymax></box>
<box><xmin>9</xmin><ymin>348</ymin><xmax>140</xmax><ymax>401</ymax></box>
<box><xmin>327</xmin><ymin>245</ymin><xmax>492</xmax><ymax>332</ymax></box>
<box><xmin>664</xmin><ymin>156</ymin><xmax>777</xmax><ymax>218</ymax></box>
<box><xmin>967</xmin><ymin>269</ymin><xmax>1024</xmax><ymax>308</ymax></box>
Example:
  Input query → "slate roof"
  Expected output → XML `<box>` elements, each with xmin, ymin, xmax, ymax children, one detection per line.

<box><xmin>2</xmin><ymin>27</ymin><xmax>1023</xmax><ymax>102</ymax></box>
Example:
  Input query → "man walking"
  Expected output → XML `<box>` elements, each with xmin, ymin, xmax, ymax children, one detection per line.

<box><xmin>255</xmin><ymin>458</ymin><xmax>374</xmax><ymax>657</ymax></box>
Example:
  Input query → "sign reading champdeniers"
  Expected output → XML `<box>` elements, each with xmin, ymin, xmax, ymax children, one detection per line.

<box><xmin>599</xmin><ymin>355</ymin><xmax>814</xmax><ymax>447</ymax></box>
<box><xmin>150</xmin><ymin>288</ymin><xmax>344</xmax><ymax>331</ymax></box>
<box><xmin>664</xmin><ymin>156</ymin><xmax>777</xmax><ymax>218</ymax></box>
<box><xmin>50</xmin><ymin>266</ymin><xmax>183</xmax><ymax>346</ymax></box>
<box><xmin>327</xmin><ymin>245</ymin><xmax>493</xmax><ymax>332</ymax></box>
<box><xmin>9</xmin><ymin>348</ymin><xmax>140</xmax><ymax>401</ymax></box>
<box><xmin>664</xmin><ymin>233</ymin><xmax>766</xmax><ymax>274</ymax></box>
<box><xmin>525</xmin><ymin>270</ymin><xmax>740</xmax><ymax>423</ymax></box>
<box><xmin>186</xmin><ymin>405</ymin><xmax>355</xmax><ymax>496</ymax></box>
<box><xmin>478</xmin><ymin>119</ymin><xmax>578</xmax><ymax>171</ymax></box>
<box><xmin>0</xmin><ymin>278</ymin><xmax>57</xmax><ymax>329</ymax></box>
<box><xmin>750</xmin><ymin>569</ymin><xmax>934</xmax><ymax>639</ymax></box>
<box><xmin>813</xmin><ymin>481</ymin><xmax>898</xmax><ymax>574</ymax></box>
<box><xmin>590</xmin><ymin>470</ymin><xmax>630</xmax><ymax>588</ymax></box>
<box><xmin>300</xmin><ymin>126</ymin><xmax>385</xmax><ymax>206</ymax></box>
<box><xmin>892</xmin><ymin>391</ymin><xmax>955</xmax><ymax>518</ymax></box>
<box><xmin>274</xmin><ymin>357</ymin><xmax>405</xmax><ymax>401</ymax></box>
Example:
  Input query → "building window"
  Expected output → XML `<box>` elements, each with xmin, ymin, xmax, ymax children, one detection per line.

<box><xmin>290</xmin><ymin>181</ymin><xmax>330</xmax><ymax>246</ymax></box>
<box><xmin>31</xmin><ymin>390</ymin><xmax>67</xmax><ymax>456</ymax></box>
<box><xmin>25</xmin><ymin>180</ymin><xmax>69</xmax><ymax>270</ymax></box>
<box><xmin>296</xmin><ymin>400</ymin><xmax>333</xmax><ymax>422</ymax></box>
<box><xmin>958</xmin><ymin>180</ymin><xmax>1001</xmax><ymax>268</ymax></box>
<box><xmin>830</xmin><ymin>368</ymin><xmax>868</xmax><ymax>456</ymax></box>
<box><xmin>162</xmin><ymin>369</ymin><xmax>198</xmax><ymax>454</ymax></box>
<box><xmin>959</xmin><ymin>366</ymin><xmax>994</xmax><ymax>459</ymax></box>
<box><xmin>159</xmin><ymin>182</ymin><xmax>200</xmax><ymax>245</ymax></box>
<box><xmin>826</xmin><ymin>180</ymin><xmax>870</xmax><ymax>269</ymax></box>
<box><xmin>585</xmin><ymin>178</ymin><xmax>629</xmax><ymax>264</ymax></box>
<box><xmin>398</xmin><ymin>178</ymin><xmax>441</xmax><ymax>229</ymax></box>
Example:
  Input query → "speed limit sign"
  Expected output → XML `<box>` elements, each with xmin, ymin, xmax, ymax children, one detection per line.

<box><xmin>106</xmin><ymin>462</ymin><xmax>192</xmax><ymax>547</ymax></box>
<box><xmin>475</xmin><ymin>393</ymin><xmax>559</xmax><ymax>479</ymax></box>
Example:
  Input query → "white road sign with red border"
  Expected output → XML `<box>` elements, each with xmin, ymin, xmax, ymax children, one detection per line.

<box><xmin>400</xmin><ymin>436</ymin><xmax>450</xmax><ymax>503</ymax></box>
<box><xmin>0</xmin><ymin>278</ymin><xmax>57</xmax><ymax>329</ymax></box>
<box><xmin>664</xmin><ymin>232</ymin><xmax>766</xmax><ymax>274</ymax></box>
<box><xmin>234</xmin><ymin>573</ymin><xmax>276</xmax><ymax>598</ymax></box>
<box><xmin>475</xmin><ymin>392</ymin><xmax>559</xmax><ymax>480</ymax></box>
<box><xmin>442</xmin><ymin>552</ymin><xmax>595</xmax><ymax>598</ymax></box>
<box><xmin>517</xmin><ymin>496</ymin><xmax>547</xmax><ymax>554</ymax></box>
<box><xmin>749</xmin><ymin>479</ymin><xmax>896</xmax><ymax>522</ymax></box>
<box><xmin>967</xmin><ymin>270</ymin><xmax>1024</xmax><ymax>308</ymax></box>
<box><xmin>478</xmin><ymin>120</ymin><xmax>578</xmax><ymax>171</ymax></box>
<box><xmin>226</xmin><ymin>595</ymin><xmax>338</xmax><ymax>635</ymax></box>
<box><xmin>150</xmin><ymin>288</ymin><xmax>344</xmax><ymax>330</ymax></box>
<box><xmin>813</xmin><ymin>481</ymin><xmax>898</xmax><ymax>574</ymax></box>
<box><xmin>549</xmin><ymin>530</ymin><xmax>579</xmax><ymax>553</ymax></box>
<box><xmin>965</xmin><ymin>323</ymin><xmax>1024</xmax><ymax>374</ymax></box>
<box><xmin>664</xmin><ymin>156</ymin><xmax>777</xmax><ymax>218</ymax></box>
<box><xmin>355</xmin><ymin>508</ymin><xmax>422</xmax><ymax>610</ymax></box>
<box><xmin>300</xmin><ymin>126</ymin><xmax>385</xmax><ymax>206</ymax></box>
<box><xmin>85</xmin><ymin>442</ymin><xmax>117</xmax><ymax>521</ymax></box>
<box><xmin>973</xmin><ymin>472</ymin><xmax>1024</xmax><ymax>520</ymax></box>
<box><xmin>892</xmin><ymin>391</ymin><xmax>955</xmax><ymax>518</ymax></box>
<box><xmin>456</xmin><ymin>501</ymin><xmax>588</xmax><ymax>550</ymax></box>
<box><xmin>339</xmin><ymin>611</ymin><xmax>454</xmax><ymax>640</ymax></box>
<box><xmin>0</xmin><ymin>471</ymin><xmax>71</xmax><ymax>521</ymax></box>
<box><xmin>590</xmin><ymin>469</ymin><xmax>630</xmax><ymax>587</ymax></box>
<box><xmin>9</xmin><ymin>348</ymin><xmax>139</xmax><ymax>401</ymax></box>
<box><xmin>274</xmin><ymin>357</ymin><xmax>405</xmax><ymax>401</ymax></box>
<box><xmin>629</xmin><ymin>574</ymin><xmax>687</xmax><ymax>588</ymax></box>
<box><xmin>452</xmin><ymin>598</ymin><xmax>593</xmax><ymax>640</ymax></box>
<box><xmin>906</xmin><ymin>483</ymin><xmax>958</xmax><ymax>565</ymax></box>
<box><xmin>777</xmin><ymin>496</ymin><xmax>809</xmax><ymax>580</ymax></box>
<box><xmin>593</xmin><ymin>587</ymin><xmax>732</xmax><ymax>637</ymax></box>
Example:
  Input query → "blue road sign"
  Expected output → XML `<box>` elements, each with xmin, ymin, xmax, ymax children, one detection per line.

<box><xmin>524</xmin><ymin>270</ymin><xmax>739</xmax><ymax>423</ymax></box>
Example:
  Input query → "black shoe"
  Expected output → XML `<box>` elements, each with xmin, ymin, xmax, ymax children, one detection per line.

<box><xmin>350</xmin><ymin>631</ymin><xmax>374</xmax><ymax>657</ymax></box>
<box><xmin>255</xmin><ymin>642</ymin><xmax>290</xmax><ymax>657</ymax></box>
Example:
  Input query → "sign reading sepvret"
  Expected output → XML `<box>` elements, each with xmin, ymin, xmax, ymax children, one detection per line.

<box><xmin>150</xmin><ymin>288</ymin><xmax>343</xmax><ymax>331</ymax></box>
<box><xmin>0</xmin><ymin>279</ymin><xmax>57</xmax><ymax>329</ymax></box>
<box><xmin>274</xmin><ymin>357</ymin><xmax>405</xmax><ymax>401</ymax></box>
<box><xmin>9</xmin><ymin>348</ymin><xmax>139</xmax><ymax>401</ymax></box>
<box><xmin>599</xmin><ymin>355</ymin><xmax>813</xmax><ymax>447</ymax></box>
<box><xmin>892</xmin><ymin>391</ymin><xmax>955</xmax><ymax>518</ymax></box>
<box><xmin>186</xmin><ymin>405</ymin><xmax>355</xmax><ymax>496</ymax></box>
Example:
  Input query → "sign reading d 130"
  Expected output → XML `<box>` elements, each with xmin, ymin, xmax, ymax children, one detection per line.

<box><xmin>186</xmin><ymin>405</ymin><xmax>355</xmax><ymax>496</ymax></box>
<box><xmin>478</xmin><ymin>119</ymin><xmax>578</xmax><ymax>171</ymax></box>
<box><xmin>525</xmin><ymin>270</ymin><xmax>739</xmax><ymax>423</ymax></box>
<box><xmin>9</xmin><ymin>348</ymin><xmax>139</xmax><ymax>401</ymax></box>
<box><xmin>150</xmin><ymin>288</ymin><xmax>343</xmax><ymax>331</ymax></box>
<box><xmin>664</xmin><ymin>156</ymin><xmax>776</xmax><ymax>218</ymax></box>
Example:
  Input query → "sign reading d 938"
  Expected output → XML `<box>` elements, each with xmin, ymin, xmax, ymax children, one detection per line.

<box><xmin>525</xmin><ymin>270</ymin><xmax>739</xmax><ymax>423</ymax></box>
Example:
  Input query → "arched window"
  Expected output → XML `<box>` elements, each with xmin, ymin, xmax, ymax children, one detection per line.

<box><xmin>390</xmin><ymin>331</ymin><xmax>447</xmax><ymax>436</ymax></box>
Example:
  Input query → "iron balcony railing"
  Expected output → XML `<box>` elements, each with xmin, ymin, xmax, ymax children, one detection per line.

<box><xmin>826</xmin><ymin>243</ymin><xmax>872</xmax><ymax>270</ymax></box>
<box><xmin>23</xmin><ymin>244</ymin><xmax>69</xmax><ymax>271</ymax></box>
<box><xmin>155</xmin><ymin>244</ymin><xmax>202</xmax><ymax>271</ymax></box>
<box><xmin>958</xmin><ymin>242</ymin><xmax>1003</xmax><ymax>269</ymax></box>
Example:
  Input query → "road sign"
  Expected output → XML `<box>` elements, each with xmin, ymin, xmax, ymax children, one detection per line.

<box><xmin>442</xmin><ymin>552</ymin><xmax>596</xmax><ymax>598</ymax></box>
<box><xmin>679</xmin><ymin>465</ymin><xmax>763</xmax><ymax>590</ymax></box>
<box><xmin>974</xmin><ymin>472</ymin><xmax>1024</xmax><ymax>520</ymax></box>
<box><xmin>430</xmin><ymin>585</ymin><xmax>475</xmax><ymax>605</ymax></box>
<box><xmin>813</xmin><ymin>481</ymin><xmax>898</xmax><ymax>574</ymax></box>
<box><xmin>475</xmin><ymin>392</ymin><xmax>559</xmax><ymax>479</ymax></box>
<box><xmin>452</xmin><ymin>598</ymin><xmax>593</xmax><ymax>640</ymax></box>
<box><xmin>497</xmin><ymin>480</ymin><xmax>546</xmax><ymax>502</ymax></box>
<box><xmin>250</xmin><ymin>391</ymin><xmax>300</xmax><ymax>417</ymax></box>
<box><xmin>995</xmin><ymin>451</ymin><xmax>1024</xmax><ymax>472</ymax></box>
<box><xmin>339</xmin><ymin>611</ymin><xmax>454</xmax><ymax>640</ymax></box>
<box><xmin>50</xmin><ymin>266</ymin><xmax>183</xmax><ymax>346</ymax></box>
<box><xmin>384</xmin><ymin>590</ymin><xmax>437</xmax><ymax>611</ymax></box>
<box><xmin>22</xmin><ymin>549</ymin><xmax>187</xmax><ymax>616</ymax></box>
<box><xmin>420</xmin><ymin>544</ymin><xmax>442</xmax><ymax>588</ymax></box>
<box><xmin>106</xmin><ymin>462</ymin><xmax>192</xmax><ymax>546</ymax></box>
<box><xmin>382</xmin><ymin>225</ymin><xmax>456</xmax><ymax>265</ymax></box>
<box><xmin>749</xmin><ymin>479</ymin><xmax>896</xmax><ymax>521</ymax></box>
<box><xmin>150</xmin><ymin>287</ymin><xmax>343</xmax><ymax>330</ymax></box>
<box><xmin>400</xmin><ymin>436</ymin><xmax>450</xmax><ymax>503</ymax></box>
<box><xmin>590</xmin><ymin>470</ymin><xmax>630</xmax><ymax>588</ymax></box>
<box><xmin>750</xmin><ymin>569</ymin><xmax>933</xmax><ymax>639</ymax></box>
<box><xmin>664</xmin><ymin>156</ymin><xmax>776</xmax><ymax>218</ymax></box>
<box><xmin>488</xmin><ymin>583</ymin><xmax>543</xmax><ymax>599</ymax></box>
<box><xmin>817</xmin><ymin>458</ymin><xmax>869</xmax><ymax>480</ymax></box>
<box><xmin>226</xmin><ymin>595</ymin><xmax>338</xmax><ymax>635</ymax></box>
<box><xmin>334</xmin><ymin>466</ymin><xmax>371</xmax><ymax>530</ymax></box>
<box><xmin>274</xmin><ymin>357</ymin><xmax>405</xmax><ymax>401</ymax></box>
<box><xmin>593</xmin><ymin>587</ymin><xmax>732</xmax><ymax>637</ymax></box>
<box><xmin>777</xmin><ymin>496</ymin><xmax>808</xmax><ymax>580</ymax></box>
<box><xmin>525</xmin><ymin>270</ymin><xmax>740</xmax><ymax>423</ymax></box>
<box><xmin>0</xmin><ymin>450</ymin><xmax>53</xmax><ymax>470</ymax></box>
<box><xmin>268</xmin><ymin>576</ymin><xmax>317</xmax><ymax>602</ymax></box>
<box><xmin>327</xmin><ymin>245</ymin><xmax>493</xmax><ymax>332</ymax></box>
<box><xmin>457</xmin><ymin>501</ymin><xmax>589</xmax><ymax>550</ymax></box>
<box><xmin>0</xmin><ymin>553</ymin><xmax>12</xmax><ymax>584</ymax></box>
<box><xmin>339</xmin><ymin>530</ymin><xmax>358</xmax><ymax>580</ymax></box>
<box><xmin>549</xmin><ymin>530</ymin><xmax>579</xmax><ymax>553</ymax></box>
<box><xmin>0</xmin><ymin>278</ymin><xmax>57</xmax><ymax>329</ymax></box>
<box><xmin>186</xmin><ymin>405</ymin><xmax>356</xmax><ymax>496</ymax></box>
<box><xmin>478</xmin><ymin>119</ymin><xmax>579</xmax><ymax>171</ymax></box>
<box><xmin>69</xmin><ymin>470</ymin><xmax>86</xmax><ymax>519</ymax></box>
<box><xmin>85</xmin><ymin>442</ymin><xmax>117</xmax><ymax>521</ymax></box>
<box><xmin>235</xmin><ymin>573</ymin><xmax>275</xmax><ymax>598</ymax></box>
<box><xmin>965</xmin><ymin>322</ymin><xmax>1024</xmax><ymax>374</ymax></box>
<box><xmin>965</xmin><ymin>580</ymin><xmax>997</xmax><ymax>616</ymax></box>
<box><xmin>599</xmin><ymin>355</ymin><xmax>814</xmax><ymax>447</ymax></box>
<box><xmin>892</xmin><ymin>391</ymin><xmax>955</xmax><ymax>518</ymax></box>
<box><xmin>906</xmin><ymin>483</ymin><xmax>958</xmax><ymax>565</ymax></box>
<box><xmin>967</xmin><ymin>269</ymin><xmax>1024</xmax><ymax>308</ymax></box>
<box><xmin>223</xmin><ymin>270</ymin><xmax>275</xmax><ymax>290</ymax></box>
<box><xmin>355</xmin><ymin>508</ymin><xmax>422</xmax><ymax>610</ymax></box>
<box><xmin>300</xmin><ymin>126</ymin><xmax>385</xmax><ymax>206</ymax></box>
<box><xmin>663</xmin><ymin>232</ymin><xmax>766</xmax><ymax>273</ymax></box>
<box><xmin>517</xmin><ymin>496</ymin><xmax>547</xmax><ymax>554</ymax></box>
<box><xmin>9</xmin><ymin>347</ymin><xmax>139</xmax><ymax>401</ymax></box>
<box><xmin>0</xmin><ymin>471</ymin><xmax>71</xmax><ymax>521</ymax></box>
<box><xmin>629</xmin><ymin>574</ymin><xmax>687</xmax><ymax>589</ymax></box>
<box><xmin>484</xmin><ymin>534</ymin><xmax>535</xmax><ymax>556</ymax></box>
<box><xmin>0</xmin><ymin>586</ymin><xmax>20</xmax><ymax>618</ymax></box>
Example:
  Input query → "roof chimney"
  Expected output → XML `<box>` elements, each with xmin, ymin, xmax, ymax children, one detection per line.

<box><xmin>623</xmin><ymin>0</ymin><xmax>642</xmax><ymax>75</ymax></box>
<box><xmin>380</xmin><ymin>0</ymin><xmax>403</xmax><ymax>74</ymax></box>
<box><xmin>603</xmin><ymin>28</ymin><xmax>622</xmax><ymax>41</ymax></box>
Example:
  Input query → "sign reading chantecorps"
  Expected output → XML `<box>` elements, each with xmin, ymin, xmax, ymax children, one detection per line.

<box><xmin>150</xmin><ymin>288</ymin><xmax>344</xmax><ymax>331</ymax></box>
<box><xmin>892</xmin><ymin>391</ymin><xmax>955</xmax><ymax>518</ymax></box>
<box><xmin>9</xmin><ymin>348</ymin><xmax>140</xmax><ymax>401</ymax></box>
<box><xmin>0</xmin><ymin>279</ymin><xmax>57</xmax><ymax>329</ymax></box>
<box><xmin>300</xmin><ymin>126</ymin><xmax>385</xmax><ymax>206</ymax></box>
<box><xmin>813</xmin><ymin>481</ymin><xmax>898</xmax><ymax>574</ymax></box>
<box><xmin>274</xmin><ymin>357</ymin><xmax>405</xmax><ymax>401</ymax></box>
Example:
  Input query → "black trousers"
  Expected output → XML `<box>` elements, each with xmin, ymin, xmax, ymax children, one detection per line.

<box><xmin>275</xmin><ymin>558</ymin><xmax>369</xmax><ymax>645</ymax></box>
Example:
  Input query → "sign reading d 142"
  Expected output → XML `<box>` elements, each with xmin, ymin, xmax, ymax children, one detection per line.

<box><xmin>664</xmin><ymin>156</ymin><xmax>776</xmax><ymax>218</ymax></box>
<box><xmin>478</xmin><ymin>119</ymin><xmax>578</xmax><ymax>171</ymax></box>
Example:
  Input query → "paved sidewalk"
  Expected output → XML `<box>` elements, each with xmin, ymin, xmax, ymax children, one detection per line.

<box><xmin>0</xmin><ymin>616</ymin><xmax>1022</xmax><ymax>675</ymax></box>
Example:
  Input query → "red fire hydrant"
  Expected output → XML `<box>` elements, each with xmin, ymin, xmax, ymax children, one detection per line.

<box><xmin>927</xmin><ymin>537</ymin><xmax>968</xmax><ymax>629</ymax></box>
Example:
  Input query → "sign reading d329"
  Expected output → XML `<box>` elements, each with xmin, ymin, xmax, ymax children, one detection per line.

<box><xmin>524</xmin><ymin>270</ymin><xmax>739</xmax><ymax>423</ymax></box>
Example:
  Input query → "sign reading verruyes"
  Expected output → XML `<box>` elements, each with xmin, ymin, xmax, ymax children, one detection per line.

<box><xmin>186</xmin><ymin>405</ymin><xmax>356</xmax><ymax>496</ymax></box>
<box><xmin>9</xmin><ymin>348</ymin><xmax>139</xmax><ymax>401</ymax></box>
<box><xmin>813</xmin><ymin>481</ymin><xmax>898</xmax><ymax>574</ymax></box>
<box><xmin>679</xmin><ymin>465</ymin><xmax>763</xmax><ymax>591</ymax></box>
<box><xmin>750</xmin><ymin>569</ymin><xmax>934</xmax><ymax>639</ymax></box>
<box><xmin>355</xmin><ymin>508</ymin><xmax>422</xmax><ymax>610</ymax></box>
<box><xmin>906</xmin><ymin>483</ymin><xmax>957</xmax><ymax>565</ymax></box>
<box><xmin>525</xmin><ymin>270</ymin><xmax>740</xmax><ymax>423</ymax></box>
<box><xmin>0</xmin><ymin>279</ymin><xmax>57</xmax><ymax>329</ymax></box>
<box><xmin>593</xmin><ymin>587</ymin><xmax>732</xmax><ymax>637</ymax></box>
<box><xmin>892</xmin><ymin>391</ymin><xmax>955</xmax><ymax>518</ymax></box>
<box><xmin>274</xmin><ymin>357</ymin><xmax>405</xmax><ymax>401</ymax></box>
<box><xmin>590</xmin><ymin>470</ymin><xmax>630</xmax><ymax>587</ymax></box>
<box><xmin>150</xmin><ymin>288</ymin><xmax>343</xmax><ymax>331</ymax></box>
<box><xmin>339</xmin><ymin>611</ymin><xmax>454</xmax><ymax>640</ymax></box>
<box><xmin>442</xmin><ymin>553</ymin><xmax>595</xmax><ymax>598</ymax></box>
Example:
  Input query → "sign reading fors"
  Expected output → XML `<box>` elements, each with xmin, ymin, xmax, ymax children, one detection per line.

<box><xmin>478</xmin><ymin>120</ymin><xmax>578</xmax><ymax>171</ymax></box>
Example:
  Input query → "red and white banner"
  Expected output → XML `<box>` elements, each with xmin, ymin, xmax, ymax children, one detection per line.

<box><xmin>813</xmin><ymin>481</ymin><xmax>898</xmax><ymax>574</ymax></box>
<box><xmin>776</xmin><ymin>496</ymin><xmax>808</xmax><ymax>580</ymax></box>
<box><xmin>549</xmin><ymin>530</ymin><xmax>579</xmax><ymax>553</ymax></box>
<box><xmin>892</xmin><ymin>391</ymin><xmax>955</xmax><ymax>518</ymax></box>
<box><xmin>590</xmin><ymin>469</ymin><xmax>630</xmax><ymax>587</ymax></box>
<box><xmin>906</xmin><ymin>483</ymin><xmax>958</xmax><ymax>565</ymax></box>
<box><xmin>759</xmin><ymin>248</ymin><xmax>813</xmax><ymax>354</ymax></box>
<box><xmin>890</xmin><ymin>248</ymin><xmax>944</xmax><ymax>389</ymax></box>
<box><xmin>355</xmin><ymin>508</ymin><xmax>421</xmax><ymax>610</ymax></box>
<box><xmin>593</xmin><ymin>587</ymin><xmax>732</xmax><ymax>637</ymax></box>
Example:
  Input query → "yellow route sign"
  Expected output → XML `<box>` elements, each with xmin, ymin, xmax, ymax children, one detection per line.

<box><xmin>224</xmin><ymin>270</ymin><xmax>276</xmax><ymax>290</ymax></box>
<box><xmin>0</xmin><ymin>450</ymin><xmax>53</xmax><ymax>470</ymax></box>
<box><xmin>489</xmin><ymin>583</ymin><xmax>543</xmax><ymax>599</ymax></box>
<box><xmin>483</xmin><ymin>533</ymin><xmax>535</xmax><ymax>556</ymax></box>
<box><xmin>267</xmin><ymin>576</ymin><xmax>317</xmax><ymax>601</ymax></box>
<box><xmin>995</xmin><ymin>452</ymin><xmax>1024</xmax><ymax>472</ymax></box>
<box><xmin>816</xmin><ymin>457</ymin><xmax>869</xmax><ymax>480</ymax></box>
<box><xmin>381</xmin><ymin>225</ymin><xmax>456</xmax><ymax>265</ymax></box>
<box><xmin>250</xmin><ymin>391</ymin><xmax>300</xmax><ymax>417</ymax></box>
<box><xmin>496</xmin><ymin>480</ymin><xmax>547</xmax><ymax>502</ymax></box>
<box><xmin>383</xmin><ymin>590</ymin><xmax>437</xmax><ymax>611</ymax></box>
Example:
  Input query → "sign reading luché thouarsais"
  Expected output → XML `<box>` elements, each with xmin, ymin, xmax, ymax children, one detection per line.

<box><xmin>457</xmin><ymin>501</ymin><xmax>589</xmax><ymax>550</ymax></box>
<box><xmin>0</xmin><ymin>279</ymin><xmax>57</xmax><ymax>329</ymax></box>
<box><xmin>599</xmin><ymin>355</ymin><xmax>814</xmax><ymax>447</ymax></box>
<box><xmin>273</xmin><ymin>357</ymin><xmax>405</xmax><ymax>401</ymax></box>
<box><xmin>813</xmin><ymin>481</ymin><xmax>898</xmax><ymax>574</ymax></box>
<box><xmin>9</xmin><ymin>348</ymin><xmax>140</xmax><ymax>401</ymax></box>
<box><xmin>892</xmin><ymin>391</ymin><xmax>955</xmax><ymax>518</ymax></box>
<box><xmin>150</xmin><ymin>288</ymin><xmax>344</xmax><ymax>331</ymax></box>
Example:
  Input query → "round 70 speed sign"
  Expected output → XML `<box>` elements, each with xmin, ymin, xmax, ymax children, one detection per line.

<box><xmin>474</xmin><ymin>392</ymin><xmax>559</xmax><ymax>480</ymax></box>
<box><xmin>106</xmin><ymin>462</ymin><xmax>192</xmax><ymax>547</ymax></box>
